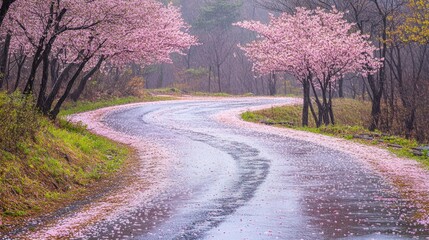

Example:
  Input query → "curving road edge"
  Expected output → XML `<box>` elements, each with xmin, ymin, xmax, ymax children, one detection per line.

<box><xmin>16</xmin><ymin>97</ymin><xmax>429</xmax><ymax>239</ymax></box>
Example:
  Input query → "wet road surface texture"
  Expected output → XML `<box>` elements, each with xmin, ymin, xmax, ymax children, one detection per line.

<box><xmin>19</xmin><ymin>98</ymin><xmax>429</xmax><ymax>239</ymax></box>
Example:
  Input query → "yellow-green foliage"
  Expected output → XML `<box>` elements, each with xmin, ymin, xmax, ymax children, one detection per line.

<box><xmin>393</xmin><ymin>0</ymin><xmax>429</xmax><ymax>44</ymax></box>
<box><xmin>243</xmin><ymin>98</ymin><xmax>371</xmax><ymax>128</ymax></box>
<box><xmin>0</xmin><ymin>92</ymin><xmax>129</xmax><ymax>218</ymax></box>
<box><xmin>59</xmin><ymin>94</ymin><xmax>173</xmax><ymax>117</ymax></box>
<box><xmin>242</xmin><ymin>98</ymin><xmax>374</xmax><ymax>141</ymax></box>
<box><xmin>0</xmin><ymin>92</ymin><xmax>39</xmax><ymax>152</ymax></box>
<box><xmin>242</xmin><ymin>98</ymin><xmax>429</xmax><ymax>163</ymax></box>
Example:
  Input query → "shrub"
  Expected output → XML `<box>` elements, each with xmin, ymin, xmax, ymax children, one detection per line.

<box><xmin>0</xmin><ymin>92</ymin><xmax>40</xmax><ymax>153</ymax></box>
<box><xmin>125</xmin><ymin>76</ymin><xmax>146</xmax><ymax>97</ymax></box>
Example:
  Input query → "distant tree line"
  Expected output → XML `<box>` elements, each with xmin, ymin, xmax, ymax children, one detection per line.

<box><xmin>144</xmin><ymin>0</ymin><xmax>285</xmax><ymax>96</ymax></box>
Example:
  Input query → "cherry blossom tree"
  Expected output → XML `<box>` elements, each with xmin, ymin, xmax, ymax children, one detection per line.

<box><xmin>2</xmin><ymin>0</ymin><xmax>197</xmax><ymax>118</ymax></box>
<box><xmin>0</xmin><ymin>0</ymin><xmax>16</xmax><ymax>88</ymax></box>
<box><xmin>236</xmin><ymin>7</ymin><xmax>381</xmax><ymax>126</ymax></box>
<box><xmin>0</xmin><ymin>0</ymin><xmax>15</xmax><ymax>27</ymax></box>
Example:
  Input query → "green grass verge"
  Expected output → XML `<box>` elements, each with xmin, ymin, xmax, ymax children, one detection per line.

<box><xmin>60</xmin><ymin>94</ymin><xmax>174</xmax><ymax>116</ymax></box>
<box><xmin>1</xmin><ymin>93</ymin><xmax>174</xmax><ymax>227</ymax></box>
<box><xmin>242</xmin><ymin>98</ymin><xmax>429</xmax><ymax>165</ymax></box>
<box><xmin>0</xmin><ymin>118</ymin><xmax>128</xmax><ymax>221</ymax></box>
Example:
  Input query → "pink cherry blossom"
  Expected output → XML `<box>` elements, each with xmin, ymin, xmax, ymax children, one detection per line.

<box><xmin>235</xmin><ymin>7</ymin><xmax>381</xmax><ymax>84</ymax></box>
<box><xmin>236</xmin><ymin>7</ymin><xmax>382</xmax><ymax>126</ymax></box>
<box><xmin>2</xmin><ymin>0</ymin><xmax>197</xmax><ymax>69</ymax></box>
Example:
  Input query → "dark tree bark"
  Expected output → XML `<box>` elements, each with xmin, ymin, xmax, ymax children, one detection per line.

<box><xmin>217</xmin><ymin>63</ymin><xmax>221</xmax><ymax>92</ymax></box>
<box><xmin>42</xmin><ymin>63</ymin><xmax>77</xmax><ymax>114</ymax></box>
<box><xmin>50</xmin><ymin>58</ymin><xmax>59</xmax><ymax>85</ymax></box>
<box><xmin>157</xmin><ymin>64</ymin><xmax>164</xmax><ymax>88</ymax></box>
<box><xmin>368</xmin><ymin>1</ymin><xmax>388</xmax><ymax>131</ymax></box>
<box><xmin>268</xmin><ymin>72</ymin><xmax>277</xmax><ymax>96</ymax></box>
<box><xmin>404</xmin><ymin>109</ymin><xmax>416</xmax><ymax>139</ymax></box>
<box><xmin>36</xmin><ymin>51</ymin><xmax>50</xmax><ymax>109</ymax></box>
<box><xmin>338</xmin><ymin>77</ymin><xmax>344</xmax><ymax>98</ymax></box>
<box><xmin>0</xmin><ymin>33</ymin><xmax>11</xmax><ymax>89</ymax></box>
<box><xmin>310</xmin><ymin>80</ymin><xmax>323</xmax><ymax>127</ymax></box>
<box><xmin>13</xmin><ymin>54</ymin><xmax>26</xmax><ymax>92</ymax></box>
<box><xmin>368</xmin><ymin>74</ymin><xmax>383</xmax><ymax>131</ymax></box>
<box><xmin>208</xmin><ymin>65</ymin><xmax>212</xmax><ymax>93</ymax></box>
<box><xmin>70</xmin><ymin>56</ymin><xmax>105</xmax><ymax>102</ymax></box>
<box><xmin>49</xmin><ymin>60</ymin><xmax>89</xmax><ymax>119</ymax></box>
<box><xmin>23</xmin><ymin>3</ymin><xmax>56</xmax><ymax>94</ymax></box>
<box><xmin>320</xmin><ymin>83</ymin><xmax>330</xmax><ymax>126</ymax></box>
<box><xmin>301</xmin><ymin>78</ymin><xmax>310</xmax><ymax>126</ymax></box>
<box><xmin>23</xmin><ymin>4</ymin><xmax>70</xmax><ymax>95</ymax></box>
<box><xmin>328</xmin><ymin>82</ymin><xmax>335</xmax><ymax>125</ymax></box>
<box><xmin>23</xmin><ymin>47</ymin><xmax>44</xmax><ymax>94</ymax></box>
<box><xmin>45</xmin><ymin>39</ymin><xmax>104</xmax><ymax>117</ymax></box>
<box><xmin>0</xmin><ymin>0</ymin><xmax>15</xmax><ymax>27</ymax></box>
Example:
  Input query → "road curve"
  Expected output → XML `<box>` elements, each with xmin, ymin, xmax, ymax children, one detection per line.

<box><xmin>14</xmin><ymin>97</ymin><xmax>429</xmax><ymax>239</ymax></box>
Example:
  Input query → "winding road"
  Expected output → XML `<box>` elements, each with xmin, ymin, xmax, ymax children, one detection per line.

<box><xmin>13</xmin><ymin>97</ymin><xmax>429</xmax><ymax>239</ymax></box>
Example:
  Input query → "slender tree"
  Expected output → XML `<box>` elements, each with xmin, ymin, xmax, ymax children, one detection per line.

<box><xmin>0</xmin><ymin>0</ymin><xmax>15</xmax><ymax>27</ymax></box>
<box><xmin>236</xmin><ymin>7</ymin><xmax>381</xmax><ymax>126</ymax></box>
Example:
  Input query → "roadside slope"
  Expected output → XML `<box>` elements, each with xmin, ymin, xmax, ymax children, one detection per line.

<box><xmin>0</xmin><ymin>96</ymin><xmax>171</xmax><ymax>237</ymax></box>
<box><xmin>10</xmin><ymin>101</ymin><xmax>174</xmax><ymax>239</ymax></box>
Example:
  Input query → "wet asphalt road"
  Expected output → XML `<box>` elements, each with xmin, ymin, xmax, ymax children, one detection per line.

<box><xmin>80</xmin><ymin>98</ymin><xmax>428</xmax><ymax>239</ymax></box>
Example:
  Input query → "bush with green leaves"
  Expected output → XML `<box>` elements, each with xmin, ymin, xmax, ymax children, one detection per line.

<box><xmin>0</xmin><ymin>92</ymin><xmax>39</xmax><ymax>152</ymax></box>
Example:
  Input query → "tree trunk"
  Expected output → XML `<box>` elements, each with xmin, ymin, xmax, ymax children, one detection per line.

<box><xmin>0</xmin><ymin>0</ymin><xmax>15</xmax><ymax>27</ymax></box>
<box><xmin>328</xmin><ymin>83</ymin><xmax>335</xmax><ymax>125</ymax></box>
<box><xmin>310</xmin><ymin>80</ymin><xmax>323</xmax><ymax>127</ymax></box>
<box><xmin>217</xmin><ymin>64</ymin><xmax>222</xmax><ymax>92</ymax></box>
<box><xmin>36</xmin><ymin>52</ymin><xmax>50</xmax><ymax>110</ymax></box>
<box><xmin>405</xmin><ymin>108</ymin><xmax>416</xmax><ymax>139</ymax></box>
<box><xmin>49</xmin><ymin>60</ymin><xmax>88</xmax><ymax>119</ymax></box>
<box><xmin>301</xmin><ymin>79</ymin><xmax>310</xmax><ymax>126</ymax></box>
<box><xmin>0</xmin><ymin>33</ymin><xmax>11</xmax><ymax>89</ymax></box>
<box><xmin>268</xmin><ymin>72</ymin><xmax>277</xmax><ymax>96</ymax></box>
<box><xmin>309</xmin><ymin>97</ymin><xmax>317</xmax><ymax>126</ymax></box>
<box><xmin>23</xmin><ymin>2</ymin><xmax>61</xmax><ymax>95</ymax></box>
<box><xmin>208</xmin><ymin>65</ymin><xmax>212</xmax><ymax>93</ymax></box>
<box><xmin>13</xmin><ymin>55</ymin><xmax>26</xmax><ymax>92</ymax></box>
<box><xmin>368</xmin><ymin>75</ymin><xmax>383</xmax><ymax>131</ymax></box>
<box><xmin>369</xmin><ymin>93</ymin><xmax>382</xmax><ymax>131</ymax></box>
<box><xmin>368</xmin><ymin>8</ymin><xmax>387</xmax><ymax>131</ymax></box>
<box><xmin>70</xmin><ymin>56</ymin><xmax>104</xmax><ymax>102</ymax></box>
<box><xmin>157</xmin><ymin>64</ymin><xmax>164</xmax><ymax>88</ymax></box>
<box><xmin>42</xmin><ymin>63</ymin><xmax>77</xmax><ymax>114</ymax></box>
<box><xmin>50</xmin><ymin>58</ymin><xmax>59</xmax><ymax>85</ymax></box>
<box><xmin>318</xmin><ymin>80</ymin><xmax>330</xmax><ymax>126</ymax></box>
<box><xmin>321</xmin><ymin>88</ymin><xmax>330</xmax><ymax>126</ymax></box>
<box><xmin>23</xmin><ymin>45</ymin><xmax>45</xmax><ymax>94</ymax></box>
<box><xmin>338</xmin><ymin>77</ymin><xmax>344</xmax><ymax>98</ymax></box>
<box><xmin>284</xmin><ymin>80</ymin><xmax>287</xmax><ymax>95</ymax></box>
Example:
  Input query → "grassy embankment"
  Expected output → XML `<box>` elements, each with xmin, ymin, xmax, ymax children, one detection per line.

<box><xmin>0</xmin><ymin>93</ymin><xmax>173</xmax><ymax>230</ymax></box>
<box><xmin>148</xmin><ymin>87</ymin><xmax>264</xmax><ymax>98</ymax></box>
<box><xmin>148</xmin><ymin>87</ymin><xmax>234</xmax><ymax>97</ymax></box>
<box><xmin>242</xmin><ymin>98</ymin><xmax>429</xmax><ymax>165</ymax></box>
<box><xmin>59</xmin><ymin>94</ymin><xmax>173</xmax><ymax>117</ymax></box>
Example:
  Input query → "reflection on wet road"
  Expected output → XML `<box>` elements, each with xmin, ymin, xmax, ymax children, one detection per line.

<box><xmin>26</xmin><ymin>98</ymin><xmax>429</xmax><ymax>239</ymax></box>
<box><xmin>83</xmin><ymin>98</ymin><xmax>428</xmax><ymax>239</ymax></box>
